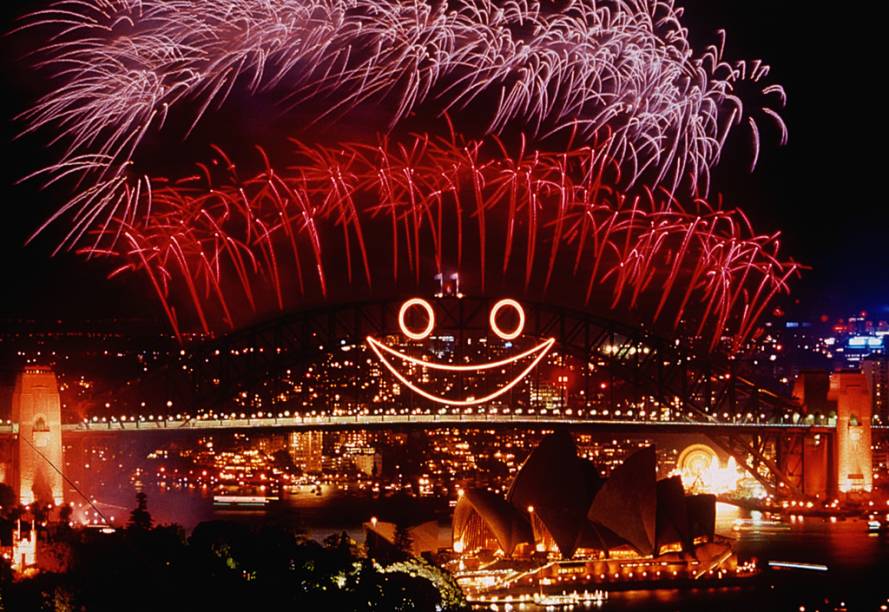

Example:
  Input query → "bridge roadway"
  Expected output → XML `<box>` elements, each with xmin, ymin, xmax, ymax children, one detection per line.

<box><xmin>2</xmin><ymin>414</ymin><xmax>883</xmax><ymax>435</ymax></box>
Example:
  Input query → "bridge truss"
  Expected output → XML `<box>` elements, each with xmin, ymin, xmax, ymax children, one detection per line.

<box><xmin>114</xmin><ymin>297</ymin><xmax>808</xmax><ymax>496</ymax></box>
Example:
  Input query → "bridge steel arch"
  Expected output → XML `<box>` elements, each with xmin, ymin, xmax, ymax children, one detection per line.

<box><xmin>123</xmin><ymin>296</ymin><xmax>806</xmax><ymax>496</ymax></box>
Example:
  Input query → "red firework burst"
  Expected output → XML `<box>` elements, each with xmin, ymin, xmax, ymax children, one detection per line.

<box><xmin>80</xmin><ymin>132</ymin><xmax>799</xmax><ymax>349</ymax></box>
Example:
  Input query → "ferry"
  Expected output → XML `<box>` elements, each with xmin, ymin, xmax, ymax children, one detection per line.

<box><xmin>767</xmin><ymin>560</ymin><xmax>828</xmax><ymax>572</ymax></box>
<box><xmin>212</xmin><ymin>494</ymin><xmax>278</xmax><ymax>507</ymax></box>
<box><xmin>533</xmin><ymin>590</ymin><xmax>608</xmax><ymax>607</ymax></box>
<box><xmin>732</xmin><ymin>517</ymin><xmax>790</xmax><ymax>532</ymax></box>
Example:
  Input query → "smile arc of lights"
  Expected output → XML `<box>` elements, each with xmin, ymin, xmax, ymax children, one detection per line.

<box><xmin>366</xmin><ymin>298</ymin><xmax>555</xmax><ymax>407</ymax></box>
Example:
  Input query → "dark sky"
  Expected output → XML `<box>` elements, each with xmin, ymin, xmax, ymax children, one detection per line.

<box><xmin>1</xmin><ymin>1</ymin><xmax>886</xmax><ymax>326</ymax></box>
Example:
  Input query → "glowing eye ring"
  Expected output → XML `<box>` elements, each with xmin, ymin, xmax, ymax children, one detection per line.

<box><xmin>490</xmin><ymin>298</ymin><xmax>525</xmax><ymax>341</ymax></box>
<box><xmin>398</xmin><ymin>298</ymin><xmax>435</xmax><ymax>340</ymax></box>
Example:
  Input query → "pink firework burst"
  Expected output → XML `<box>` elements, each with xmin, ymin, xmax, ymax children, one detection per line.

<box><xmin>19</xmin><ymin>0</ymin><xmax>785</xmax><ymax>249</ymax></box>
<box><xmin>15</xmin><ymin>0</ymin><xmax>796</xmax><ymax>350</ymax></box>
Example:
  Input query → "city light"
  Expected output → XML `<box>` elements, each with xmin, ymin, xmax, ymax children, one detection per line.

<box><xmin>674</xmin><ymin>445</ymin><xmax>747</xmax><ymax>496</ymax></box>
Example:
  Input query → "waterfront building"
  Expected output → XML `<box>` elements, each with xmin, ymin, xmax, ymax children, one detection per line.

<box><xmin>453</xmin><ymin>433</ymin><xmax>719</xmax><ymax>560</ymax></box>
<box><xmin>862</xmin><ymin>355</ymin><xmax>889</xmax><ymax>421</ymax></box>
<box><xmin>289</xmin><ymin>431</ymin><xmax>324</xmax><ymax>474</ymax></box>
<box><xmin>449</xmin><ymin>433</ymin><xmax>734</xmax><ymax>599</ymax></box>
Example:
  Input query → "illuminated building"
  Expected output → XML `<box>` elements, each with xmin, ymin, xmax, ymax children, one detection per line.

<box><xmin>787</xmin><ymin>370</ymin><xmax>877</xmax><ymax>498</ymax></box>
<box><xmin>452</xmin><ymin>433</ymin><xmax>719</xmax><ymax>561</ymax></box>
<box><xmin>843</xmin><ymin>334</ymin><xmax>887</xmax><ymax>365</ymax></box>
<box><xmin>256</xmin><ymin>434</ymin><xmax>287</xmax><ymax>454</ymax></box>
<box><xmin>347</xmin><ymin>447</ymin><xmax>382</xmax><ymax>477</ymax></box>
<box><xmin>862</xmin><ymin>356</ymin><xmax>889</xmax><ymax>421</ymax></box>
<box><xmin>453</xmin><ymin>489</ymin><xmax>533</xmax><ymax>556</ymax></box>
<box><xmin>289</xmin><ymin>431</ymin><xmax>324</xmax><ymax>473</ymax></box>
<box><xmin>3</xmin><ymin>520</ymin><xmax>37</xmax><ymax>573</ymax></box>
<box><xmin>9</xmin><ymin>366</ymin><xmax>64</xmax><ymax>505</ymax></box>
<box><xmin>529</xmin><ymin>376</ymin><xmax>568</xmax><ymax>411</ymax></box>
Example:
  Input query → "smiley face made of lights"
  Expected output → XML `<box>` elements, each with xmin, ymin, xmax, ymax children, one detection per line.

<box><xmin>365</xmin><ymin>298</ymin><xmax>555</xmax><ymax>406</ymax></box>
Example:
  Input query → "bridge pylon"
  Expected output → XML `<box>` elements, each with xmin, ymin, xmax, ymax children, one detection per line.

<box><xmin>787</xmin><ymin>370</ymin><xmax>874</xmax><ymax>500</ymax></box>
<box><xmin>5</xmin><ymin>366</ymin><xmax>65</xmax><ymax>506</ymax></box>
<box><xmin>830</xmin><ymin>372</ymin><xmax>873</xmax><ymax>496</ymax></box>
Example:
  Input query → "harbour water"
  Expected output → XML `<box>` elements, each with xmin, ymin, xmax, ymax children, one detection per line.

<box><xmin>590</xmin><ymin>503</ymin><xmax>889</xmax><ymax>611</ymax></box>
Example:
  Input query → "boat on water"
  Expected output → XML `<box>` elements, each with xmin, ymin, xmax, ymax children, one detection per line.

<box><xmin>732</xmin><ymin>517</ymin><xmax>790</xmax><ymax>532</ymax></box>
<box><xmin>767</xmin><ymin>560</ymin><xmax>828</xmax><ymax>572</ymax></box>
<box><xmin>212</xmin><ymin>494</ymin><xmax>278</xmax><ymax>507</ymax></box>
<box><xmin>533</xmin><ymin>590</ymin><xmax>608</xmax><ymax>607</ymax></box>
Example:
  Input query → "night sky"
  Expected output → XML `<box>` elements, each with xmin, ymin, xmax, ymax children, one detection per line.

<box><xmin>1</xmin><ymin>1</ymin><xmax>885</xmax><ymax>326</ymax></box>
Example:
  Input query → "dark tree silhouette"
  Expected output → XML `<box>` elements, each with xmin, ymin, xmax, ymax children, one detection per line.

<box><xmin>59</xmin><ymin>504</ymin><xmax>72</xmax><ymax>526</ymax></box>
<box><xmin>32</xmin><ymin>504</ymin><xmax>49</xmax><ymax>524</ymax></box>
<box><xmin>0</xmin><ymin>483</ymin><xmax>15</xmax><ymax>514</ymax></box>
<box><xmin>128</xmin><ymin>492</ymin><xmax>152</xmax><ymax>531</ymax></box>
<box><xmin>0</xmin><ymin>519</ymin><xmax>468</xmax><ymax>611</ymax></box>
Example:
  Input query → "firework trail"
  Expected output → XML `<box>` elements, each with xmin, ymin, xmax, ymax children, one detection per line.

<box><xmin>80</xmin><ymin>134</ymin><xmax>798</xmax><ymax>350</ymax></box>
<box><xmin>20</xmin><ymin>0</ymin><xmax>785</xmax><ymax>248</ymax></box>
<box><xmin>17</xmin><ymin>0</ymin><xmax>794</xmax><ymax>349</ymax></box>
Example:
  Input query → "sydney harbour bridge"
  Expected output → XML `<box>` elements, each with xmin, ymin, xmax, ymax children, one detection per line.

<box><xmin>0</xmin><ymin>295</ymin><xmax>879</xmax><ymax>506</ymax></box>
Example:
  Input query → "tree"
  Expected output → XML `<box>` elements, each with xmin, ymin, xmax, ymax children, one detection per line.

<box><xmin>32</xmin><ymin>504</ymin><xmax>49</xmax><ymax>524</ymax></box>
<box><xmin>59</xmin><ymin>504</ymin><xmax>73</xmax><ymax>526</ymax></box>
<box><xmin>128</xmin><ymin>492</ymin><xmax>152</xmax><ymax>531</ymax></box>
<box><xmin>381</xmin><ymin>558</ymin><xmax>469</xmax><ymax>611</ymax></box>
<box><xmin>0</xmin><ymin>483</ymin><xmax>15</xmax><ymax>515</ymax></box>
<box><xmin>2</xmin><ymin>518</ymin><xmax>468</xmax><ymax>610</ymax></box>
<box><xmin>323</xmin><ymin>530</ymin><xmax>354</xmax><ymax>554</ymax></box>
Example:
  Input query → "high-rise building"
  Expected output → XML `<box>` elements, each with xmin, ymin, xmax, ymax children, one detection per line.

<box><xmin>288</xmin><ymin>431</ymin><xmax>324</xmax><ymax>473</ymax></box>
<box><xmin>862</xmin><ymin>356</ymin><xmax>889</xmax><ymax>421</ymax></box>
<box><xmin>348</xmin><ymin>447</ymin><xmax>382</xmax><ymax>477</ymax></box>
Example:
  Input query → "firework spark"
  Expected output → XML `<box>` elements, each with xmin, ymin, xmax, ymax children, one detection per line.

<box><xmin>79</xmin><ymin>133</ymin><xmax>799</xmax><ymax>349</ymax></box>
<box><xmin>20</xmin><ymin>0</ymin><xmax>786</xmax><ymax>249</ymax></box>
<box><xmin>16</xmin><ymin>0</ymin><xmax>796</xmax><ymax>350</ymax></box>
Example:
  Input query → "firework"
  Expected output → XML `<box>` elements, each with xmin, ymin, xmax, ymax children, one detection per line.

<box><xmin>20</xmin><ymin>0</ymin><xmax>786</xmax><ymax>249</ymax></box>
<box><xmin>16</xmin><ymin>0</ymin><xmax>796</xmax><ymax>350</ymax></box>
<box><xmin>79</xmin><ymin>133</ymin><xmax>798</xmax><ymax>349</ymax></box>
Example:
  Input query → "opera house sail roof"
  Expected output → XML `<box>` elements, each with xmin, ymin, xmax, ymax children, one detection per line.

<box><xmin>453</xmin><ymin>489</ymin><xmax>533</xmax><ymax>556</ymax></box>
<box><xmin>586</xmin><ymin>445</ymin><xmax>657</xmax><ymax>555</ymax></box>
<box><xmin>505</xmin><ymin>431</ymin><xmax>602</xmax><ymax>558</ymax></box>
<box><xmin>453</xmin><ymin>433</ymin><xmax>717</xmax><ymax>560</ymax></box>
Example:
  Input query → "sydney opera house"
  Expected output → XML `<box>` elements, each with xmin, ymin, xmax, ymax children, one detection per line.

<box><xmin>450</xmin><ymin>433</ymin><xmax>751</xmax><ymax>599</ymax></box>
